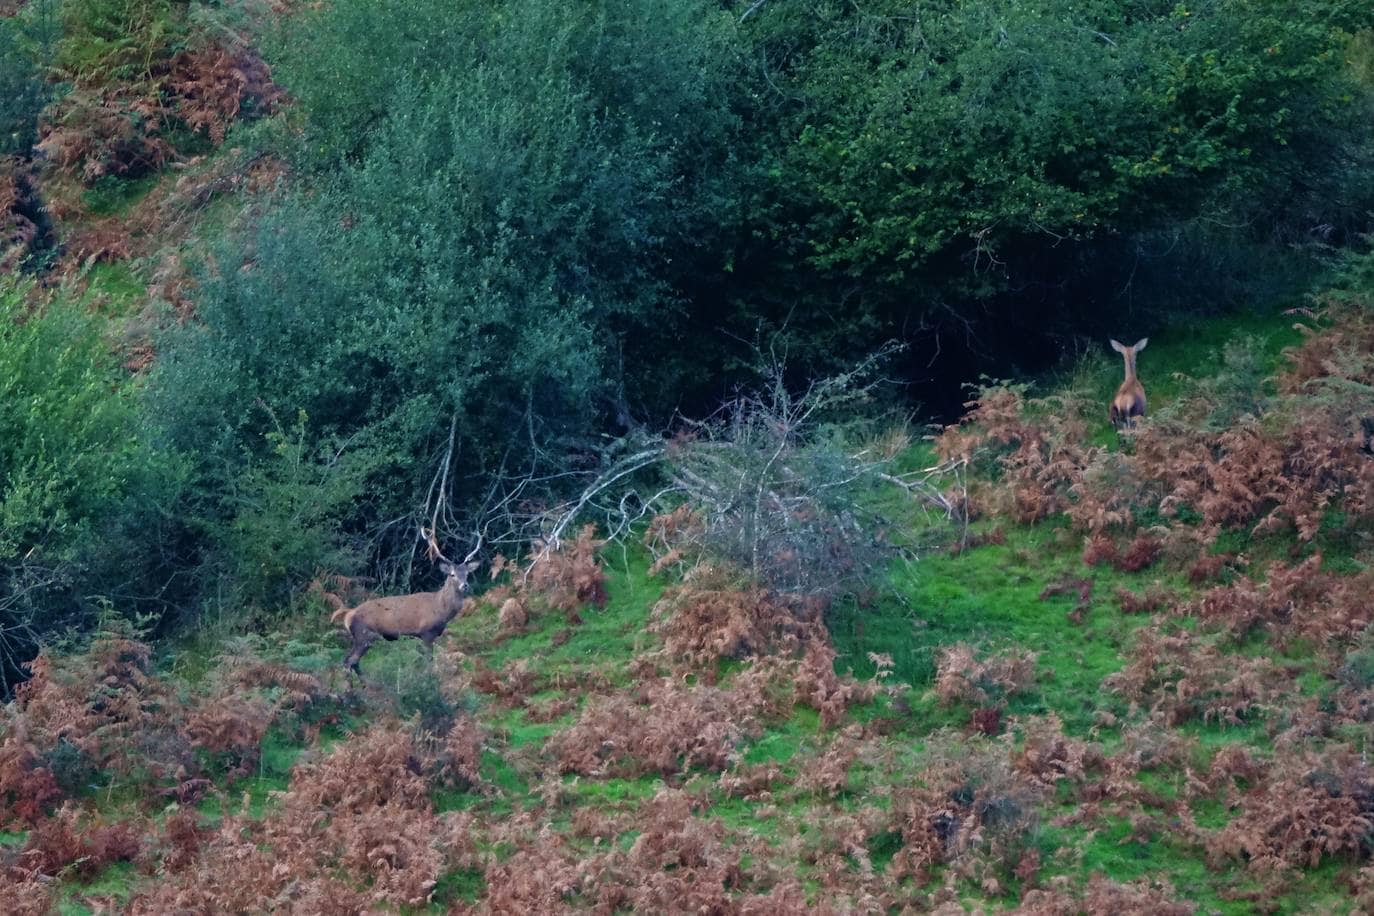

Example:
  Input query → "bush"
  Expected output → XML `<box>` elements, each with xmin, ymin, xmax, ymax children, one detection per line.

<box><xmin>210</xmin><ymin>410</ymin><xmax>378</xmax><ymax>610</ymax></box>
<box><xmin>268</xmin><ymin>0</ymin><xmax>741</xmax><ymax>408</ymax></box>
<box><xmin>0</xmin><ymin>278</ymin><xmax>165</xmax><ymax>685</ymax></box>
<box><xmin>761</xmin><ymin>0</ymin><xmax>1374</xmax><ymax>278</ymax></box>
<box><xmin>658</xmin><ymin>350</ymin><xmax>924</xmax><ymax>599</ymax></box>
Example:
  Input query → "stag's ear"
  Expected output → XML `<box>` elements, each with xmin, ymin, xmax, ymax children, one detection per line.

<box><xmin>461</xmin><ymin>560</ymin><xmax>481</xmax><ymax>577</ymax></box>
<box><xmin>1110</xmin><ymin>339</ymin><xmax>1127</xmax><ymax>354</ymax></box>
<box><xmin>1134</xmin><ymin>337</ymin><xmax>1148</xmax><ymax>351</ymax></box>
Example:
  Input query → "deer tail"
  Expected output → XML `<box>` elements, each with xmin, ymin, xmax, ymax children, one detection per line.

<box><xmin>330</xmin><ymin>606</ymin><xmax>354</xmax><ymax>628</ymax></box>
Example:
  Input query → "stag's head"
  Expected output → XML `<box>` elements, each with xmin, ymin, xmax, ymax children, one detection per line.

<box><xmin>422</xmin><ymin>523</ymin><xmax>482</xmax><ymax>588</ymax></box>
<box><xmin>438</xmin><ymin>558</ymin><xmax>481</xmax><ymax>591</ymax></box>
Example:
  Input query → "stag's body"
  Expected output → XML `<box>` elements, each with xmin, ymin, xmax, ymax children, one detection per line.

<box><xmin>1109</xmin><ymin>337</ymin><xmax>1149</xmax><ymax>428</ymax></box>
<box><xmin>335</xmin><ymin>559</ymin><xmax>477</xmax><ymax>673</ymax></box>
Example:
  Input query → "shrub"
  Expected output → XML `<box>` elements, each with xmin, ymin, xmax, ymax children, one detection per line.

<box><xmin>0</xmin><ymin>280</ymin><xmax>142</xmax><ymax>559</ymax></box>
<box><xmin>886</xmin><ymin>734</ymin><xmax>1046</xmax><ymax>888</ymax></box>
<box><xmin>522</xmin><ymin>525</ymin><xmax>608</xmax><ymax>616</ymax></box>
<box><xmin>1206</xmin><ymin>745</ymin><xmax>1374</xmax><ymax>871</ymax></box>
<box><xmin>0</xmin><ymin>624</ymin><xmax>197</xmax><ymax>822</ymax></box>
<box><xmin>932</xmin><ymin>643</ymin><xmax>1037</xmax><ymax>708</ymax></box>
<box><xmin>648</xmin><ymin>568</ymin><xmax>822</xmax><ymax>670</ymax></box>
<box><xmin>266</xmin><ymin>0</ymin><xmax>742</xmax><ymax>401</ymax></box>
<box><xmin>21</xmin><ymin>803</ymin><xmax>142</xmax><ymax>879</ymax></box>
<box><xmin>1117</xmin><ymin>533</ymin><xmax>1163</xmax><ymax>573</ymax></box>
<box><xmin>138</xmin><ymin>3</ymin><xmax>747</xmax><ymax>611</ymax></box>
<box><xmin>939</xmin><ymin>307</ymin><xmax>1374</xmax><ymax>563</ymax></box>
<box><xmin>209</xmin><ymin>410</ymin><xmax>376</xmax><ymax>611</ymax></box>
<box><xmin>1019</xmin><ymin>875</ymin><xmax>1192</xmax><ymax>915</ymax></box>
<box><xmin>146</xmin><ymin>136</ymin><xmax>610</xmax><ymax>599</ymax></box>
<box><xmin>131</xmin><ymin>722</ymin><xmax>476</xmax><ymax>912</ymax></box>
<box><xmin>167</xmin><ymin>40</ymin><xmax>280</xmax><ymax>144</ymax></box>
<box><xmin>549</xmin><ymin>676</ymin><xmax>755</xmax><ymax>778</ymax></box>
<box><xmin>732</xmin><ymin>0</ymin><xmax>1374</xmax><ymax>394</ymax></box>
<box><xmin>35</xmin><ymin>86</ymin><xmax>175</xmax><ymax>182</ymax></box>
<box><xmin>660</xmin><ymin>351</ymin><xmax>913</xmax><ymax>599</ymax></box>
<box><xmin>0</xmin><ymin>278</ymin><xmax>168</xmax><ymax>683</ymax></box>
<box><xmin>1115</xmin><ymin>586</ymin><xmax>1173</xmax><ymax>616</ymax></box>
<box><xmin>1104</xmin><ymin>627</ymin><xmax>1285</xmax><ymax>726</ymax></box>
<box><xmin>11</xmin><ymin>629</ymin><xmax>180</xmax><ymax>770</ymax></box>
<box><xmin>936</xmin><ymin>382</ymin><xmax>1106</xmax><ymax>527</ymax></box>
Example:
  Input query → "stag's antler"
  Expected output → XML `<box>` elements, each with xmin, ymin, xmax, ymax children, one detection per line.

<box><xmin>419</xmin><ymin>522</ymin><xmax>484</xmax><ymax>568</ymax></box>
<box><xmin>419</xmin><ymin>524</ymin><xmax>449</xmax><ymax>563</ymax></box>
<box><xmin>461</xmin><ymin>526</ymin><xmax>483</xmax><ymax>566</ymax></box>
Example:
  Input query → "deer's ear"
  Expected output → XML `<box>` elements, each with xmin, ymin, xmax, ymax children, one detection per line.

<box><xmin>461</xmin><ymin>560</ymin><xmax>481</xmax><ymax>576</ymax></box>
<box><xmin>1110</xmin><ymin>339</ymin><xmax>1126</xmax><ymax>354</ymax></box>
<box><xmin>1134</xmin><ymin>337</ymin><xmax>1148</xmax><ymax>351</ymax></box>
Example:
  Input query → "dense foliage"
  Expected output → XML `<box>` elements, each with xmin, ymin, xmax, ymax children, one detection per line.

<box><xmin>726</xmin><ymin>0</ymin><xmax>1374</xmax><ymax>390</ymax></box>
<box><xmin>0</xmin><ymin>2</ymin><xmax>57</xmax><ymax>157</ymax></box>
<box><xmin>141</xmin><ymin>0</ymin><xmax>746</xmax><ymax>602</ymax></box>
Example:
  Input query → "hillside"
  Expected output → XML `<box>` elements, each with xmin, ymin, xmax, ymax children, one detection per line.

<box><xmin>4</xmin><ymin>1</ymin><xmax>1374</xmax><ymax>912</ymax></box>
<box><xmin>4</xmin><ymin>297</ymin><xmax>1374</xmax><ymax>912</ymax></box>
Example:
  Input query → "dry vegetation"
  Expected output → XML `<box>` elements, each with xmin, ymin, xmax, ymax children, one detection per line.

<box><xmin>939</xmin><ymin>305</ymin><xmax>1374</xmax><ymax>551</ymax></box>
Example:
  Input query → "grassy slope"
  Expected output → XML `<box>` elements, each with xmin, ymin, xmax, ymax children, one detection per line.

<box><xmin>19</xmin><ymin>304</ymin><xmax>1367</xmax><ymax>913</ymax></box>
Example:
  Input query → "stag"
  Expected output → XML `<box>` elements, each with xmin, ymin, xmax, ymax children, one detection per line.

<box><xmin>334</xmin><ymin>529</ymin><xmax>480</xmax><ymax>674</ymax></box>
<box><xmin>1109</xmin><ymin>337</ymin><xmax>1149</xmax><ymax>428</ymax></box>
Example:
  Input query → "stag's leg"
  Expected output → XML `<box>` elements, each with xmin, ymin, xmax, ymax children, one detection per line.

<box><xmin>344</xmin><ymin>622</ymin><xmax>377</xmax><ymax>675</ymax></box>
<box><xmin>419</xmin><ymin>628</ymin><xmax>442</xmax><ymax>664</ymax></box>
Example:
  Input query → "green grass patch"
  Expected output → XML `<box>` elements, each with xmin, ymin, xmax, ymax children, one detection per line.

<box><xmin>432</xmin><ymin>866</ymin><xmax>485</xmax><ymax>908</ymax></box>
<box><xmin>56</xmin><ymin>861</ymin><xmax>139</xmax><ymax>915</ymax></box>
<box><xmin>81</xmin><ymin>174</ymin><xmax>158</xmax><ymax>217</ymax></box>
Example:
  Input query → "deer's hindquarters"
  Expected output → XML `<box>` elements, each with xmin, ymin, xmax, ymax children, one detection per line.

<box><xmin>1111</xmin><ymin>381</ymin><xmax>1146</xmax><ymax>426</ymax></box>
<box><xmin>344</xmin><ymin>616</ymin><xmax>376</xmax><ymax>671</ymax></box>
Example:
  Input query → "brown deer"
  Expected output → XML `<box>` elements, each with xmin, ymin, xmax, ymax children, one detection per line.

<box><xmin>1109</xmin><ymin>337</ymin><xmax>1149</xmax><ymax>428</ymax></box>
<box><xmin>334</xmin><ymin>531</ymin><xmax>480</xmax><ymax>674</ymax></box>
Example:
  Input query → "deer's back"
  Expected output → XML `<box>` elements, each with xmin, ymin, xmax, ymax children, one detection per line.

<box><xmin>351</xmin><ymin>594</ymin><xmax>443</xmax><ymax>636</ymax></box>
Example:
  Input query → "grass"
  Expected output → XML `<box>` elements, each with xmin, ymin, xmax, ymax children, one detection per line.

<box><xmin>22</xmin><ymin>569</ymin><xmax>1348</xmax><ymax>911</ymax></box>
<box><xmin>56</xmin><ymin>861</ymin><xmax>139</xmax><ymax>914</ymax></box>
<box><xmin>830</xmin><ymin>520</ymin><xmax>1176</xmax><ymax>733</ymax></box>
<box><xmin>1059</xmin><ymin>306</ymin><xmax>1305</xmax><ymax>425</ymax></box>
<box><xmin>30</xmin><ymin>519</ymin><xmax>1344</xmax><ymax>913</ymax></box>
<box><xmin>81</xmin><ymin>174</ymin><xmax>159</xmax><ymax>218</ymax></box>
